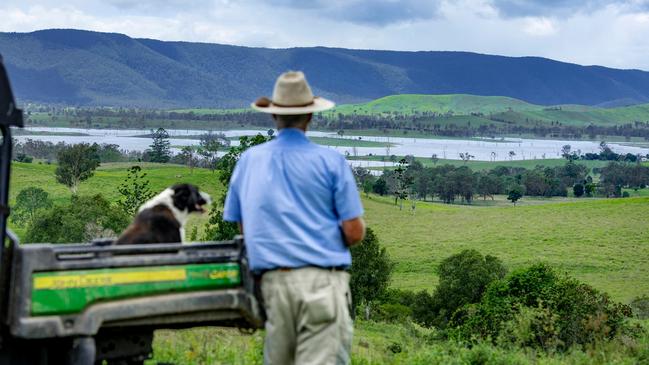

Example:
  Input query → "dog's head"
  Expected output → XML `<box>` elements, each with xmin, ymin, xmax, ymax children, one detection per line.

<box><xmin>170</xmin><ymin>184</ymin><xmax>212</xmax><ymax>214</ymax></box>
<box><xmin>138</xmin><ymin>184</ymin><xmax>212</xmax><ymax>226</ymax></box>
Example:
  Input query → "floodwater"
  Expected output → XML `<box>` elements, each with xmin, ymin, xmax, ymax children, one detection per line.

<box><xmin>15</xmin><ymin>127</ymin><xmax>649</xmax><ymax>162</ymax></box>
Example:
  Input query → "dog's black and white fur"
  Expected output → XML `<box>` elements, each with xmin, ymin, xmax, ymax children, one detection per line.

<box><xmin>115</xmin><ymin>184</ymin><xmax>211</xmax><ymax>244</ymax></box>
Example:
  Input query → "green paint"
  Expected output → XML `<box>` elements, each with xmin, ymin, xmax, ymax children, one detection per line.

<box><xmin>31</xmin><ymin>263</ymin><xmax>241</xmax><ymax>315</ymax></box>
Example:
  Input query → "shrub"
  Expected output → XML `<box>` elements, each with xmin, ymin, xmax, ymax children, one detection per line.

<box><xmin>10</xmin><ymin>187</ymin><xmax>52</xmax><ymax>227</ymax></box>
<box><xmin>409</xmin><ymin>290</ymin><xmax>439</xmax><ymax>328</ymax></box>
<box><xmin>14</xmin><ymin>153</ymin><xmax>33</xmax><ymax>163</ymax></box>
<box><xmin>573</xmin><ymin>183</ymin><xmax>584</xmax><ymax>197</ymax></box>
<box><xmin>630</xmin><ymin>295</ymin><xmax>649</xmax><ymax>320</ymax></box>
<box><xmin>374</xmin><ymin>303</ymin><xmax>412</xmax><ymax>324</ymax></box>
<box><xmin>350</xmin><ymin>227</ymin><xmax>394</xmax><ymax>312</ymax></box>
<box><xmin>425</xmin><ymin>250</ymin><xmax>507</xmax><ymax>328</ymax></box>
<box><xmin>24</xmin><ymin>194</ymin><xmax>129</xmax><ymax>243</ymax></box>
<box><xmin>451</xmin><ymin>263</ymin><xmax>635</xmax><ymax>351</ymax></box>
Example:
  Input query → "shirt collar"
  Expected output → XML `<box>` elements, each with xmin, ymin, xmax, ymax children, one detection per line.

<box><xmin>277</xmin><ymin>128</ymin><xmax>309</xmax><ymax>143</ymax></box>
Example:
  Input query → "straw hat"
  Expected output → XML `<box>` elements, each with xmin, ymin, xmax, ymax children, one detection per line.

<box><xmin>251</xmin><ymin>71</ymin><xmax>335</xmax><ymax>115</ymax></box>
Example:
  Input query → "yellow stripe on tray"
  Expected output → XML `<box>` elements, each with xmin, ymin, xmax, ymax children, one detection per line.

<box><xmin>33</xmin><ymin>269</ymin><xmax>187</xmax><ymax>290</ymax></box>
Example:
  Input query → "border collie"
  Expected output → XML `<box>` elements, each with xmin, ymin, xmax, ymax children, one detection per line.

<box><xmin>115</xmin><ymin>184</ymin><xmax>211</xmax><ymax>244</ymax></box>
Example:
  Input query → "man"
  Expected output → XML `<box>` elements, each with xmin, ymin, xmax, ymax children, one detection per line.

<box><xmin>223</xmin><ymin>71</ymin><xmax>365</xmax><ymax>365</ymax></box>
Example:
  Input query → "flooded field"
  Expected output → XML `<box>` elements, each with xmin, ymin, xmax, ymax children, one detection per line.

<box><xmin>16</xmin><ymin>127</ymin><xmax>649</xmax><ymax>161</ymax></box>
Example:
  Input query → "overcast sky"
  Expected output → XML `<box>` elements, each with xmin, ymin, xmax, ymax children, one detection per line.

<box><xmin>3</xmin><ymin>0</ymin><xmax>649</xmax><ymax>70</ymax></box>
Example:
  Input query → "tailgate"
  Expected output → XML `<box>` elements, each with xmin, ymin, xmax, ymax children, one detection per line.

<box><xmin>7</xmin><ymin>239</ymin><xmax>263</xmax><ymax>339</ymax></box>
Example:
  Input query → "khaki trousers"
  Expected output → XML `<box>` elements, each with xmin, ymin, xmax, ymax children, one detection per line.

<box><xmin>261</xmin><ymin>267</ymin><xmax>353</xmax><ymax>365</ymax></box>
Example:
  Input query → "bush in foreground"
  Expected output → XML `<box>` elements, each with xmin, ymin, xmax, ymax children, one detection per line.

<box><xmin>350</xmin><ymin>228</ymin><xmax>394</xmax><ymax>314</ymax></box>
<box><xmin>409</xmin><ymin>249</ymin><xmax>507</xmax><ymax>329</ymax></box>
<box><xmin>451</xmin><ymin>263</ymin><xmax>635</xmax><ymax>351</ymax></box>
<box><xmin>24</xmin><ymin>194</ymin><xmax>129</xmax><ymax>243</ymax></box>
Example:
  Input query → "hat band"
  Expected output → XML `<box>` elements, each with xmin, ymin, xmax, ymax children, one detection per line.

<box><xmin>272</xmin><ymin>97</ymin><xmax>318</xmax><ymax>108</ymax></box>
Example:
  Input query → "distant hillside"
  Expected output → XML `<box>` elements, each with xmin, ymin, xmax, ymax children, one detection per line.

<box><xmin>2</xmin><ymin>29</ymin><xmax>649</xmax><ymax>108</ymax></box>
<box><xmin>328</xmin><ymin>94</ymin><xmax>649</xmax><ymax>126</ymax></box>
<box><xmin>330</xmin><ymin>94</ymin><xmax>539</xmax><ymax>115</ymax></box>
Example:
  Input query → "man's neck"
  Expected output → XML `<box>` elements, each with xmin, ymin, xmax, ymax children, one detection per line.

<box><xmin>277</xmin><ymin>125</ymin><xmax>308</xmax><ymax>132</ymax></box>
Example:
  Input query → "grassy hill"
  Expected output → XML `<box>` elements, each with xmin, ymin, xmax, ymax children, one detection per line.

<box><xmin>329</xmin><ymin>94</ymin><xmax>539</xmax><ymax>115</ymax></box>
<box><xmin>173</xmin><ymin>93</ymin><xmax>649</xmax><ymax>128</ymax></box>
<box><xmin>327</xmin><ymin>94</ymin><xmax>649</xmax><ymax>127</ymax></box>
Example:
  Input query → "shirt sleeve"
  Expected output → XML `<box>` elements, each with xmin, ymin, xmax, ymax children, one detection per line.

<box><xmin>223</xmin><ymin>158</ymin><xmax>244</xmax><ymax>223</ymax></box>
<box><xmin>333</xmin><ymin>157</ymin><xmax>364</xmax><ymax>221</ymax></box>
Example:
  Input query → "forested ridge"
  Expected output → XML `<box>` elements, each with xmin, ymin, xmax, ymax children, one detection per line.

<box><xmin>4</xmin><ymin>29</ymin><xmax>649</xmax><ymax>108</ymax></box>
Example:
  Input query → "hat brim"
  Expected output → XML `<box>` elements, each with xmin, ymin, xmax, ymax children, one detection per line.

<box><xmin>251</xmin><ymin>97</ymin><xmax>335</xmax><ymax>115</ymax></box>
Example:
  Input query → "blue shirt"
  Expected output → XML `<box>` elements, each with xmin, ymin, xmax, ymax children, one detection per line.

<box><xmin>223</xmin><ymin>128</ymin><xmax>364</xmax><ymax>271</ymax></box>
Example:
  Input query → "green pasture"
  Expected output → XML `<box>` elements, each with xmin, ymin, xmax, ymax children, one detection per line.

<box><xmin>363</xmin><ymin>194</ymin><xmax>649</xmax><ymax>303</ymax></box>
<box><xmin>10</xmin><ymin>161</ymin><xmax>649</xmax><ymax>303</ymax></box>
<box><xmin>9</xmin><ymin>162</ymin><xmax>649</xmax><ymax>363</ymax></box>
<box><xmin>8</xmin><ymin>162</ymin><xmax>224</xmax><ymax>238</ymax></box>
<box><xmin>149</xmin><ymin>320</ymin><xmax>649</xmax><ymax>364</ymax></box>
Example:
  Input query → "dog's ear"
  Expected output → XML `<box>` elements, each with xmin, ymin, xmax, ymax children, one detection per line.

<box><xmin>171</xmin><ymin>184</ymin><xmax>194</xmax><ymax>211</ymax></box>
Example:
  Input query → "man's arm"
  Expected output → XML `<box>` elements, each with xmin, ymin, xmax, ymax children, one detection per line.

<box><xmin>342</xmin><ymin>217</ymin><xmax>366</xmax><ymax>246</ymax></box>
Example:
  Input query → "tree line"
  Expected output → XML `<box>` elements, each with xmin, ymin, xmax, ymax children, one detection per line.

<box><xmin>355</xmin><ymin>158</ymin><xmax>649</xmax><ymax>205</ymax></box>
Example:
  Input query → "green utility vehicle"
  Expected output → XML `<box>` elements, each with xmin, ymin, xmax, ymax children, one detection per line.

<box><xmin>0</xmin><ymin>56</ymin><xmax>263</xmax><ymax>364</ymax></box>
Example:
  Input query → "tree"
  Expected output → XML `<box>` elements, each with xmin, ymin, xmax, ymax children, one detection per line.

<box><xmin>393</xmin><ymin>158</ymin><xmax>412</xmax><ymax>210</ymax></box>
<box><xmin>350</xmin><ymin>228</ymin><xmax>394</xmax><ymax>313</ymax></box>
<box><xmin>559</xmin><ymin>144</ymin><xmax>579</xmax><ymax>161</ymax></box>
<box><xmin>198</xmin><ymin>132</ymin><xmax>226</xmax><ymax>172</ymax></box>
<box><xmin>420</xmin><ymin>249</ymin><xmax>507</xmax><ymax>328</ymax></box>
<box><xmin>372</xmin><ymin>177</ymin><xmax>388</xmax><ymax>196</ymax></box>
<box><xmin>352</xmin><ymin>166</ymin><xmax>373</xmax><ymax>186</ymax></box>
<box><xmin>476</xmin><ymin>173</ymin><xmax>501</xmax><ymax>200</ymax></box>
<box><xmin>585</xmin><ymin>183</ymin><xmax>596</xmax><ymax>197</ymax></box>
<box><xmin>178</xmin><ymin>146</ymin><xmax>199</xmax><ymax>174</ymax></box>
<box><xmin>362</xmin><ymin>179</ymin><xmax>373</xmax><ymax>198</ymax></box>
<box><xmin>55</xmin><ymin>143</ymin><xmax>100</xmax><ymax>194</ymax></box>
<box><xmin>573</xmin><ymin>183</ymin><xmax>585</xmax><ymax>197</ymax></box>
<box><xmin>148</xmin><ymin>128</ymin><xmax>171</xmax><ymax>163</ymax></box>
<box><xmin>507</xmin><ymin>185</ymin><xmax>524</xmax><ymax>206</ymax></box>
<box><xmin>459</xmin><ymin>152</ymin><xmax>474</xmax><ymax>164</ymax></box>
<box><xmin>10</xmin><ymin>187</ymin><xmax>52</xmax><ymax>227</ymax></box>
<box><xmin>24</xmin><ymin>194</ymin><xmax>129</xmax><ymax>243</ymax></box>
<box><xmin>117</xmin><ymin>165</ymin><xmax>155</xmax><ymax>217</ymax></box>
<box><xmin>431</xmin><ymin>154</ymin><xmax>439</xmax><ymax>166</ymax></box>
<box><xmin>202</xmin><ymin>134</ymin><xmax>270</xmax><ymax>240</ymax></box>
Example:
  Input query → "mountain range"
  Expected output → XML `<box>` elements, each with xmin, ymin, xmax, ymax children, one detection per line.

<box><xmin>1</xmin><ymin>29</ymin><xmax>649</xmax><ymax>109</ymax></box>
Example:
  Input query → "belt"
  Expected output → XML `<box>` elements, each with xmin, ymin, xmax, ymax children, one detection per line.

<box><xmin>254</xmin><ymin>265</ymin><xmax>349</xmax><ymax>277</ymax></box>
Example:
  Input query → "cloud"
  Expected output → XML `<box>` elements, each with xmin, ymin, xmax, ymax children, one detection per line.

<box><xmin>2</xmin><ymin>0</ymin><xmax>649</xmax><ymax>70</ymax></box>
<box><xmin>265</xmin><ymin>0</ymin><xmax>442</xmax><ymax>26</ymax></box>
<box><xmin>491</xmin><ymin>0</ymin><xmax>649</xmax><ymax>17</ymax></box>
<box><xmin>522</xmin><ymin>17</ymin><xmax>558</xmax><ymax>36</ymax></box>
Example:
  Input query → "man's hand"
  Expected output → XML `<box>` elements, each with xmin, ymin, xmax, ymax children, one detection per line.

<box><xmin>341</xmin><ymin>217</ymin><xmax>365</xmax><ymax>246</ymax></box>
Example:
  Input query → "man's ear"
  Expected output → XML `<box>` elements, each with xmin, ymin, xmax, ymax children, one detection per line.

<box><xmin>307</xmin><ymin>113</ymin><xmax>313</xmax><ymax>123</ymax></box>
